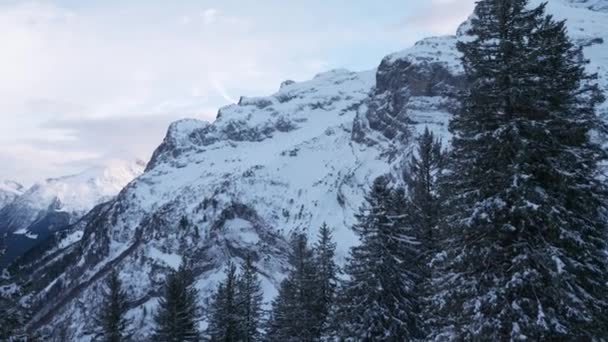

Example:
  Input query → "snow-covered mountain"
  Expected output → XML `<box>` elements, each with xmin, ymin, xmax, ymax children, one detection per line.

<box><xmin>0</xmin><ymin>180</ymin><xmax>24</xmax><ymax>210</ymax></box>
<box><xmin>2</xmin><ymin>0</ymin><xmax>607</xmax><ymax>340</ymax></box>
<box><xmin>570</xmin><ymin>0</ymin><xmax>608</xmax><ymax>12</ymax></box>
<box><xmin>0</xmin><ymin>159</ymin><xmax>145</xmax><ymax>268</ymax></box>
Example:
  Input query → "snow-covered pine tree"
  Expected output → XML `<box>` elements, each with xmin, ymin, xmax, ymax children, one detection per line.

<box><xmin>94</xmin><ymin>269</ymin><xmax>132</xmax><ymax>342</ymax></box>
<box><xmin>432</xmin><ymin>0</ymin><xmax>608</xmax><ymax>339</ymax></box>
<box><xmin>406</xmin><ymin>127</ymin><xmax>444</xmax><ymax>336</ymax></box>
<box><xmin>207</xmin><ymin>263</ymin><xmax>240</xmax><ymax>342</ymax></box>
<box><xmin>406</xmin><ymin>127</ymin><xmax>444</xmax><ymax>250</ymax></box>
<box><xmin>266</xmin><ymin>233</ymin><xmax>318</xmax><ymax>342</ymax></box>
<box><xmin>153</xmin><ymin>262</ymin><xmax>200</xmax><ymax>342</ymax></box>
<box><xmin>236</xmin><ymin>255</ymin><xmax>264</xmax><ymax>342</ymax></box>
<box><xmin>312</xmin><ymin>223</ymin><xmax>338</xmax><ymax>339</ymax></box>
<box><xmin>335</xmin><ymin>176</ymin><xmax>421</xmax><ymax>340</ymax></box>
<box><xmin>265</xmin><ymin>275</ymin><xmax>299</xmax><ymax>342</ymax></box>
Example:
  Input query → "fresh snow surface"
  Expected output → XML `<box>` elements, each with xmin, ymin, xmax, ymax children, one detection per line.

<box><xmin>0</xmin><ymin>180</ymin><xmax>24</xmax><ymax>209</ymax></box>
<box><xmin>148</xmin><ymin>246</ymin><xmax>182</xmax><ymax>270</ymax></box>
<box><xmin>25</xmin><ymin>232</ymin><xmax>38</xmax><ymax>240</ymax></box>
<box><xmin>12</xmin><ymin>228</ymin><xmax>28</xmax><ymax>235</ymax></box>
<box><xmin>12</xmin><ymin>228</ymin><xmax>37</xmax><ymax>240</ymax></box>
<box><xmin>30</xmin><ymin>159</ymin><xmax>147</xmax><ymax>214</ymax></box>
<box><xmin>0</xmin><ymin>180</ymin><xmax>23</xmax><ymax>195</ymax></box>
<box><xmin>57</xmin><ymin>230</ymin><xmax>84</xmax><ymax>250</ymax></box>
<box><xmin>224</xmin><ymin>218</ymin><xmax>260</xmax><ymax>245</ymax></box>
<box><xmin>1</xmin><ymin>159</ymin><xmax>145</xmax><ymax>234</ymax></box>
<box><xmin>131</xmin><ymin>68</ymin><xmax>380</xmax><ymax>256</ymax></box>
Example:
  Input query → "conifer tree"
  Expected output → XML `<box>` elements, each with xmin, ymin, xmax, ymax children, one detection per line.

<box><xmin>207</xmin><ymin>263</ymin><xmax>240</xmax><ymax>342</ymax></box>
<box><xmin>236</xmin><ymin>255</ymin><xmax>264</xmax><ymax>342</ymax></box>
<box><xmin>406</xmin><ymin>127</ymin><xmax>444</xmax><ymax>249</ymax></box>
<box><xmin>312</xmin><ymin>223</ymin><xmax>337</xmax><ymax>338</ymax></box>
<box><xmin>94</xmin><ymin>269</ymin><xmax>132</xmax><ymax>342</ymax></box>
<box><xmin>335</xmin><ymin>176</ymin><xmax>421</xmax><ymax>340</ymax></box>
<box><xmin>265</xmin><ymin>276</ymin><xmax>299</xmax><ymax>342</ymax></box>
<box><xmin>406</xmin><ymin>128</ymin><xmax>444</xmax><ymax>335</ymax></box>
<box><xmin>266</xmin><ymin>233</ymin><xmax>318</xmax><ymax>342</ymax></box>
<box><xmin>153</xmin><ymin>262</ymin><xmax>200</xmax><ymax>342</ymax></box>
<box><xmin>433</xmin><ymin>0</ymin><xmax>608</xmax><ymax>339</ymax></box>
<box><xmin>207</xmin><ymin>258</ymin><xmax>264</xmax><ymax>342</ymax></box>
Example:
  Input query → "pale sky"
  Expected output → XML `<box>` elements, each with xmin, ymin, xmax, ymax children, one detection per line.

<box><xmin>0</xmin><ymin>0</ymin><xmax>475</xmax><ymax>184</ymax></box>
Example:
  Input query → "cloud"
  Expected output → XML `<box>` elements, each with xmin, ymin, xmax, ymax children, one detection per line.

<box><xmin>210</xmin><ymin>78</ymin><xmax>238</xmax><ymax>104</ymax></box>
<box><xmin>0</xmin><ymin>113</ymin><xmax>183</xmax><ymax>183</ymax></box>
<box><xmin>401</xmin><ymin>0</ymin><xmax>476</xmax><ymax>35</ymax></box>
<box><xmin>0</xmin><ymin>144</ymin><xmax>100</xmax><ymax>185</ymax></box>
<box><xmin>37</xmin><ymin>115</ymin><xmax>179</xmax><ymax>158</ymax></box>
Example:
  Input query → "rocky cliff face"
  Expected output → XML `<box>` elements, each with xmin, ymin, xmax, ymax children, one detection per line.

<box><xmin>2</xmin><ymin>1</ymin><xmax>607</xmax><ymax>340</ymax></box>
<box><xmin>353</xmin><ymin>35</ymin><xmax>464</xmax><ymax>150</ymax></box>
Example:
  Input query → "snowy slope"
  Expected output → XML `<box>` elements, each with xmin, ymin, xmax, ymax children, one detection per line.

<box><xmin>0</xmin><ymin>160</ymin><xmax>145</xmax><ymax>269</ymax></box>
<box><xmin>568</xmin><ymin>0</ymin><xmax>608</xmax><ymax>12</ymax></box>
<box><xmin>0</xmin><ymin>180</ymin><xmax>24</xmax><ymax>210</ymax></box>
<box><xmin>4</xmin><ymin>1</ymin><xmax>608</xmax><ymax>340</ymax></box>
<box><xmin>0</xmin><ymin>159</ymin><xmax>146</xmax><ymax>236</ymax></box>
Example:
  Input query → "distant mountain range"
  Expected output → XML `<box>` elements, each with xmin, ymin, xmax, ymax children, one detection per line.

<box><xmin>0</xmin><ymin>159</ymin><xmax>145</xmax><ymax>268</ymax></box>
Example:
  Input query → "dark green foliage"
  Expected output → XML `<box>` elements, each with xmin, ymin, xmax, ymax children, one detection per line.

<box><xmin>207</xmin><ymin>263</ymin><xmax>240</xmax><ymax>341</ymax></box>
<box><xmin>94</xmin><ymin>269</ymin><xmax>132</xmax><ymax>342</ymax></box>
<box><xmin>432</xmin><ymin>0</ymin><xmax>608</xmax><ymax>340</ymax></box>
<box><xmin>312</xmin><ymin>223</ymin><xmax>338</xmax><ymax>338</ymax></box>
<box><xmin>264</xmin><ymin>224</ymin><xmax>338</xmax><ymax>340</ymax></box>
<box><xmin>236</xmin><ymin>256</ymin><xmax>264</xmax><ymax>342</ymax></box>
<box><xmin>335</xmin><ymin>176</ymin><xmax>421</xmax><ymax>340</ymax></box>
<box><xmin>207</xmin><ymin>257</ymin><xmax>264</xmax><ymax>342</ymax></box>
<box><xmin>266</xmin><ymin>234</ymin><xmax>320</xmax><ymax>342</ymax></box>
<box><xmin>180</xmin><ymin>216</ymin><xmax>189</xmax><ymax>230</ymax></box>
<box><xmin>0</xmin><ymin>301</ymin><xmax>27</xmax><ymax>341</ymax></box>
<box><xmin>153</xmin><ymin>262</ymin><xmax>200</xmax><ymax>342</ymax></box>
<box><xmin>406</xmin><ymin>127</ymin><xmax>444</xmax><ymax>250</ymax></box>
<box><xmin>405</xmin><ymin>128</ymin><xmax>445</xmax><ymax>336</ymax></box>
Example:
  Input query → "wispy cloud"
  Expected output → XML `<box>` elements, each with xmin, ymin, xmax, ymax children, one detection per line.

<box><xmin>211</xmin><ymin>77</ymin><xmax>238</xmax><ymax>104</ymax></box>
<box><xmin>400</xmin><ymin>0</ymin><xmax>475</xmax><ymax>35</ymax></box>
<box><xmin>1</xmin><ymin>114</ymin><xmax>181</xmax><ymax>183</ymax></box>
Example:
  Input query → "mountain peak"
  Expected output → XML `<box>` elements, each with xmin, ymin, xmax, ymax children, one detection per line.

<box><xmin>36</xmin><ymin>159</ymin><xmax>145</xmax><ymax>213</ymax></box>
<box><xmin>0</xmin><ymin>159</ymin><xmax>146</xmax><ymax>268</ymax></box>
<box><xmin>0</xmin><ymin>180</ymin><xmax>24</xmax><ymax>195</ymax></box>
<box><xmin>0</xmin><ymin>180</ymin><xmax>24</xmax><ymax>210</ymax></box>
<box><xmin>0</xmin><ymin>159</ymin><xmax>145</xmax><ymax>235</ymax></box>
